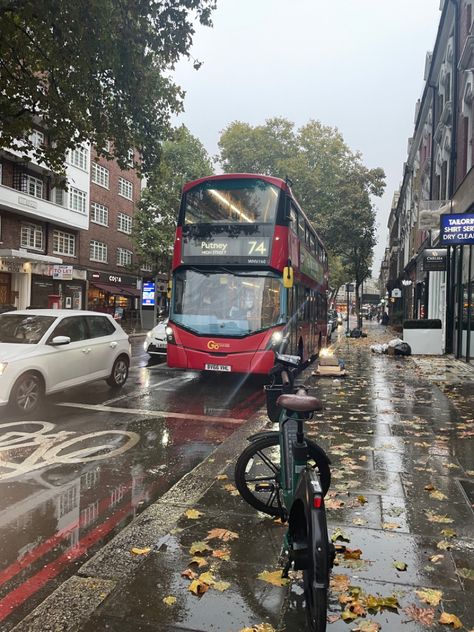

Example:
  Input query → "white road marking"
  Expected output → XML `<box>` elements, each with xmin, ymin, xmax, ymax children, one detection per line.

<box><xmin>102</xmin><ymin>375</ymin><xmax>192</xmax><ymax>405</ymax></box>
<box><xmin>57</xmin><ymin>402</ymin><xmax>244</xmax><ymax>425</ymax></box>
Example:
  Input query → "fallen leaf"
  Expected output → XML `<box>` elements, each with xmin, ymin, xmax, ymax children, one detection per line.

<box><xmin>163</xmin><ymin>595</ymin><xmax>177</xmax><ymax>606</ymax></box>
<box><xmin>424</xmin><ymin>484</ymin><xmax>435</xmax><ymax>491</ymax></box>
<box><xmin>357</xmin><ymin>495</ymin><xmax>368</xmax><ymax>504</ymax></box>
<box><xmin>429</xmin><ymin>554</ymin><xmax>444</xmax><ymax>563</ymax></box>
<box><xmin>403</xmin><ymin>604</ymin><xmax>435</xmax><ymax>625</ymax></box>
<box><xmin>430</xmin><ymin>490</ymin><xmax>448</xmax><ymax>501</ymax></box>
<box><xmin>181</xmin><ymin>569</ymin><xmax>197</xmax><ymax>580</ymax></box>
<box><xmin>223</xmin><ymin>483</ymin><xmax>240</xmax><ymax>495</ymax></box>
<box><xmin>213</xmin><ymin>580</ymin><xmax>231</xmax><ymax>592</ymax></box>
<box><xmin>189</xmin><ymin>541</ymin><xmax>212</xmax><ymax>556</ymax></box>
<box><xmin>351</xmin><ymin>621</ymin><xmax>381</xmax><ymax>632</ymax></box>
<box><xmin>425</xmin><ymin>511</ymin><xmax>454</xmax><ymax>524</ymax></box>
<box><xmin>190</xmin><ymin>556</ymin><xmax>208</xmax><ymax>568</ymax></box>
<box><xmin>331</xmin><ymin>528</ymin><xmax>350</xmax><ymax>542</ymax></box>
<box><xmin>199</xmin><ymin>571</ymin><xmax>215</xmax><ymax>586</ymax></box>
<box><xmin>330</xmin><ymin>573</ymin><xmax>350</xmax><ymax>592</ymax></box>
<box><xmin>216</xmin><ymin>474</ymin><xmax>228</xmax><ymax>480</ymax></box>
<box><xmin>205</xmin><ymin>528</ymin><xmax>239</xmax><ymax>542</ymax></box>
<box><xmin>344</xmin><ymin>548</ymin><xmax>363</xmax><ymax>560</ymax></box>
<box><xmin>393</xmin><ymin>560</ymin><xmax>407</xmax><ymax>571</ymax></box>
<box><xmin>456</xmin><ymin>567</ymin><xmax>474</xmax><ymax>580</ymax></box>
<box><xmin>437</xmin><ymin>540</ymin><xmax>451</xmax><ymax>550</ymax></box>
<box><xmin>381</xmin><ymin>522</ymin><xmax>400</xmax><ymax>530</ymax></box>
<box><xmin>441</xmin><ymin>528</ymin><xmax>456</xmax><ymax>538</ymax></box>
<box><xmin>363</xmin><ymin>594</ymin><xmax>399</xmax><ymax>611</ymax></box>
<box><xmin>188</xmin><ymin>579</ymin><xmax>209</xmax><ymax>596</ymax></box>
<box><xmin>341</xmin><ymin>608</ymin><xmax>358</xmax><ymax>621</ymax></box>
<box><xmin>184</xmin><ymin>509</ymin><xmax>203</xmax><ymax>520</ymax></box>
<box><xmin>352</xmin><ymin>517</ymin><xmax>368</xmax><ymax>526</ymax></box>
<box><xmin>257</xmin><ymin>570</ymin><xmax>290</xmax><ymax>587</ymax></box>
<box><xmin>238</xmin><ymin>625</ymin><xmax>276</xmax><ymax>632</ymax></box>
<box><xmin>416</xmin><ymin>588</ymin><xmax>443</xmax><ymax>606</ymax></box>
<box><xmin>439</xmin><ymin>612</ymin><xmax>462</xmax><ymax>628</ymax></box>
<box><xmin>212</xmin><ymin>548</ymin><xmax>231</xmax><ymax>561</ymax></box>
<box><xmin>326</xmin><ymin>498</ymin><xmax>345</xmax><ymax>510</ymax></box>
<box><xmin>130</xmin><ymin>547</ymin><xmax>151</xmax><ymax>555</ymax></box>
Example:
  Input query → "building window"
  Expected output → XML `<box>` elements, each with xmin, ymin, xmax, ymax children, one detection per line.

<box><xmin>90</xmin><ymin>202</ymin><xmax>109</xmax><ymax>226</ymax></box>
<box><xmin>21</xmin><ymin>223</ymin><xmax>43</xmax><ymax>250</ymax></box>
<box><xmin>69</xmin><ymin>187</ymin><xmax>87</xmax><ymax>214</ymax></box>
<box><xmin>91</xmin><ymin>162</ymin><xmax>109</xmax><ymax>189</ymax></box>
<box><xmin>69</xmin><ymin>146</ymin><xmax>88</xmax><ymax>171</ymax></box>
<box><xmin>53</xmin><ymin>230</ymin><xmax>75</xmax><ymax>256</ymax></box>
<box><xmin>90</xmin><ymin>240</ymin><xmax>107</xmax><ymax>263</ymax></box>
<box><xmin>29</xmin><ymin>129</ymin><xmax>44</xmax><ymax>148</ymax></box>
<box><xmin>117</xmin><ymin>248</ymin><xmax>132</xmax><ymax>267</ymax></box>
<box><xmin>140</xmin><ymin>263</ymin><xmax>152</xmax><ymax>273</ymax></box>
<box><xmin>118</xmin><ymin>177</ymin><xmax>133</xmax><ymax>200</ymax></box>
<box><xmin>127</xmin><ymin>149</ymin><xmax>134</xmax><ymax>165</ymax></box>
<box><xmin>22</xmin><ymin>174</ymin><xmax>43</xmax><ymax>199</ymax></box>
<box><xmin>117</xmin><ymin>212</ymin><xmax>132</xmax><ymax>234</ymax></box>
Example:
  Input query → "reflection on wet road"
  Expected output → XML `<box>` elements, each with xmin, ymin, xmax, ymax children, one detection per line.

<box><xmin>0</xmin><ymin>342</ymin><xmax>265</xmax><ymax>629</ymax></box>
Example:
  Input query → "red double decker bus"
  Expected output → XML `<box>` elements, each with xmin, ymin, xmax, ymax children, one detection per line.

<box><xmin>166</xmin><ymin>174</ymin><xmax>328</xmax><ymax>374</ymax></box>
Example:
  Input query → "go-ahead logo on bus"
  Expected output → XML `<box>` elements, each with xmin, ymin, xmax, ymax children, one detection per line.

<box><xmin>207</xmin><ymin>340</ymin><xmax>231</xmax><ymax>350</ymax></box>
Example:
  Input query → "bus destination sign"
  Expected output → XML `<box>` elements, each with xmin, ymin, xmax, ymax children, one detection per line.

<box><xmin>181</xmin><ymin>226</ymin><xmax>272</xmax><ymax>265</ymax></box>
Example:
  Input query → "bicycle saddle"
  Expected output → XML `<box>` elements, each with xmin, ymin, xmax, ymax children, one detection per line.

<box><xmin>277</xmin><ymin>393</ymin><xmax>323</xmax><ymax>413</ymax></box>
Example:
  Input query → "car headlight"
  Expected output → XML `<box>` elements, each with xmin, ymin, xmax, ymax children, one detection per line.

<box><xmin>165</xmin><ymin>325</ymin><xmax>175</xmax><ymax>343</ymax></box>
<box><xmin>0</xmin><ymin>362</ymin><xmax>7</xmax><ymax>375</ymax></box>
<box><xmin>146</xmin><ymin>331</ymin><xmax>153</xmax><ymax>338</ymax></box>
<box><xmin>165</xmin><ymin>326</ymin><xmax>173</xmax><ymax>336</ymax></box>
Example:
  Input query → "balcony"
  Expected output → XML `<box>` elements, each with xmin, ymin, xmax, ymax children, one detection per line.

<box><xmin>0</xmin><ymin>183</ymin><xmax>88</xmax><ymax>230</ymax></box>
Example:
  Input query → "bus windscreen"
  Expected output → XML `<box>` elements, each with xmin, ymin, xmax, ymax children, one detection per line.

<box><xmin>171</xmin><ymin>270</ymin><xmax>284</xmax><ymax>336</ymax></box>
<box><xmin>184</xmin><ymin>179</ymin><xmax>279</xmax><ymax>224</ymax></box>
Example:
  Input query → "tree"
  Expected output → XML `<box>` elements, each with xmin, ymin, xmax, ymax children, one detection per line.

<box><xmin>133</xmin><ymin>125</ymin><xmax>213</xmax><ymax>273</ymax></box>
<box><xmin>217</xmin><ymin>118</ymin><xmax>385</xmax><ymax>319</ymax></box>
<box><xmin>0</xmin><ymin>0</ymin><xmax>215</xmax><ymax>175</ymax></box>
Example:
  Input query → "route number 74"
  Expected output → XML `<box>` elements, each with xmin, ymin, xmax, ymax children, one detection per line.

<box><xmin>248</xmin><ymin>240</ymin><xmax>267</xmax><ymax>255</ymax></box>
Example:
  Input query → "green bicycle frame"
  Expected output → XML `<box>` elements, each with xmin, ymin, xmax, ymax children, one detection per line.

<box><xmin>279</xmin><ymin>412</ymin><xmax>307</xmax><ymax>510</ymax></box>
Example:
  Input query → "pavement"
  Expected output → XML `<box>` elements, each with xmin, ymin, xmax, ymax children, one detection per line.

<box><xmin>10</xmin><ymin>323</ymin><xmax>474</xmax><ymax>632</ymax></box>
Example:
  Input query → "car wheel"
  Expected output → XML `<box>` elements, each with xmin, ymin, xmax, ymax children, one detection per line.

<box><xmin>10</xmin><ymin>372</ymin><xmax>44</xmax><ymax>415</ymax></box>
<box><xmin>106</xmin><ymin>355</ymin><xmax>129</xmax><ymax>388</ymax></box>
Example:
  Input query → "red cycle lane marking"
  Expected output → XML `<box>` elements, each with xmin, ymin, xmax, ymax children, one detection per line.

<box><xmin>0</xmin><ymin>502</ymin><xmax>133</xmax><ymax>622</ymax></box>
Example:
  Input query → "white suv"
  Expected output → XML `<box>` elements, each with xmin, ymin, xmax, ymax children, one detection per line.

<box><xmin>0</xmin><ymin>310</ymin><xmax>131</xmax><ymax>414</ymax></box>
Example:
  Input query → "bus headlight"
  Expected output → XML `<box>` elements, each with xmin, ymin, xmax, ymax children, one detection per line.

<box><xmin>165</xmin><ymin>326</ymin><xmax>175</xmax><ymax>343</ymax></box>
<box><xmin>271</xmin><ymin>331</ymin><xmax>284</xmax><ymax>346</ymax></box>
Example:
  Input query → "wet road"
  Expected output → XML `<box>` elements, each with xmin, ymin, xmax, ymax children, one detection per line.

<box><xmin>0</xmin><ymin>337</ymin><xmax>265</xmax><ymax>629</ymax></box>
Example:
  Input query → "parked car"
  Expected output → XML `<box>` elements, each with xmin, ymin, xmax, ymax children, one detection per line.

<box><xmin>0</xmin><ymin>310</ymin><xmax>131</xmax><ymax>414</ymax></box>
<box><xmin>144</xmin><ymin>318</ymin><xmax>168</xmax><ymax>359</ymax></box>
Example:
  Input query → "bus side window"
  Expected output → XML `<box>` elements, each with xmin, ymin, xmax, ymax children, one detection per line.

<box><xmin>298</xmin><ymin>212</ymin><xmax>305</xmax><ymax>239</ymax></box>
<box><xmin>290</xmin><ymin>203</ymin><xmax>298</xmax><ymax>233</ymax></box>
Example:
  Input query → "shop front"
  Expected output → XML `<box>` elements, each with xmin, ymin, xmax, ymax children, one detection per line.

<box><xmin>87</xmin><ymin>271</ymin><xmax>141</xmax><ymax>327</ymax></box>
<box><xmin>29</xmin><ymin>264</ymin><xmax>87</xmax><ymax>309</ymax></box>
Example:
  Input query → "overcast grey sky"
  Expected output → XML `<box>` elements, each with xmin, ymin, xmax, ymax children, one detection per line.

<box><xmin>173</xmin><ymin>0</ymin><xmax>441</xmax><ymax>273</ymax></box>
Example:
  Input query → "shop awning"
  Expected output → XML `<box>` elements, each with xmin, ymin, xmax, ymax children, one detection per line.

<box><xmin>91</xmin><ymin>282</ymin><xmax>140</xmax><ymax>297</ymax></box>
<box><xmin>0</xmin><ymin>249</ymin><xmax>62</xmax><ymax>264</ymax></box>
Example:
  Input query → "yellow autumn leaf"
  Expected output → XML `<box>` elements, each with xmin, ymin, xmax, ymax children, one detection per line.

<box><xmin>330</xmin><ymin>573</ymin><xmax>350</xmax><ymax>592</ymax></box>
<box><xmin>163</xmin><ymin>595</ymin><xmax>176</xmax><ymax>606</ymax></box>
<box><xmin>190</xmin><ymin>556</ymin><xmax>208</xmax><ymax>568</ymax></box>
<box><xmin>430</xmin><ymin>490</ymin><xmax>448</xmax><ymax>501</ymax></box>
<box><xmin>216</xmin><ymin>474</ymin><xmax>228</xmax><ymax>480</ymax></box>
<box><xmin>352</xmin><ymin>621</ymin><xmax>381</xmax><ymax>632</ymax></box>
<box><xmin>382</xmin><ymin>522</ymin><xmax>400</xmax><ymax>530</ymax></box>
<box><xmin>185</xmin><ymin>509</ymin><xmax>203</xmax><ymax>520</ymax></box>
<box><xmin>213</xmin><ymin>580</ymin><xmax>231</xmax><ymax>591</ymax></box>
<box><xmin>416</xmin><ymin>588</ymin><xmax>443</xmax><ymax>606</ymax></box>
<box><xmin>130</xmin><ymin>547</ymin><xmax>151</xmax><ymax>555</ymax></box>
<box><xmin>239</xmin><ymin>625</ymin><xmax>276</xmax><ymax>632</ymax></box>
<box><xmin>439</xmin><ymin>612</ymin><xmax>462</xmax><ymax>628</ymax></box>
<box><xmin>189</xmin><ymin>541</ymin><xmax>212</xmax><ymax>555</ymax></box>
<box><xmin>425</xmin><ymin>511</ymin><xmax>453</xmax><ymax>524</ymax></box>
<box><xmin>199</xmin><ymin>571</ymin><xmax>215</xmax><ymax>586</ymax></box>
<box><xmin>437</xmin><ymin>540</ymin><xmax>451</xmax><ymax>550</ymax></box>
<box><xmin>257</xmin><ymin>570</ymin><xmax>290</xmax><ymax>587</ymax></box>
<box><xmin>188</xmin><ymin>579</ymin><xmax>209</xmax><ymax>596</ymax></box>
<box><xmin>441</xmin><ymin>528</ymin><xmax>456</xmax><ymax>538</ymax></box>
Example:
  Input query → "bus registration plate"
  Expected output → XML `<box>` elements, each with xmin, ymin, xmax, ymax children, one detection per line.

<box><xmin>205</xmin><ymin>363</ymin><xmax>231</xmax><ymax>372</ymax></box>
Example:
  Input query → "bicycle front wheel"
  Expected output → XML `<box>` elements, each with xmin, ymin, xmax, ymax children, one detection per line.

<box><xmin>234</xmin><ymin>433</ymin><xmax>330</xmax><ymax>517</ymax></box>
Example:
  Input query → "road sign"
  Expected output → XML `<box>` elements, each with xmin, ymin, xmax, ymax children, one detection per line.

<box><xmin>346</xmin><ymin>283</ymin><xmax>355</xmax><ymax>292</ymax></box>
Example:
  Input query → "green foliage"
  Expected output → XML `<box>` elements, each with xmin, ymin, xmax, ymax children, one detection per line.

<box><xmin>133</xmin><ymin>126</ymin><xmax>213</xmax><ymax>272</ymax></box>
<box><xmin>0</xmin><ymin>0</ymin><xmax>215</xmax><ymax>175</ymax></box>
<box><xmin>217</xmin><ymin>118</ymin><xmax>385</xmax><ymax>286</ymax></box>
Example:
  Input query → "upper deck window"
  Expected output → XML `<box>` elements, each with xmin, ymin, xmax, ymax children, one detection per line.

<box><xmin>184</xmin><ymin>179</ymin><xmax>279</xmax><ymax>224</ymax></box>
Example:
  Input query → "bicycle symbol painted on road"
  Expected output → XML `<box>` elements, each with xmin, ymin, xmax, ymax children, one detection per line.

<box><xmin>0</xmin><ymin>421</ymin><xmax>140</xmax><ymax>481</ymax></box>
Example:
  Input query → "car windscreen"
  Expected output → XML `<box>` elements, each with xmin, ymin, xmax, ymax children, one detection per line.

<box><xmin>171</xmin><ymin>270</ymin><xmax>284</xmax><ymax>336</ymax></box>
<box><xmin>0</xmin><ymin>314</ymin><xmax>56</xmax><ymax>344</ymax></box>
<box><xmin>184</xmin><ymin>179</ymin><xmax>280</xmax><ymax>224</ymax></box>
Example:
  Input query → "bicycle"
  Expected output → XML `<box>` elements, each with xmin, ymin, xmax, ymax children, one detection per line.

<box><xmin>234</xmin><ymin>353</ymin><xmax>334</xmax><ymax>631</ymax></box>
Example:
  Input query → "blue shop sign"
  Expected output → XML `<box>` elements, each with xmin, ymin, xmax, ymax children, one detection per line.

<box><xmin>440</xmin><ymin>213</ymin><xmax>474</xmax><ymax>245</ymax></box>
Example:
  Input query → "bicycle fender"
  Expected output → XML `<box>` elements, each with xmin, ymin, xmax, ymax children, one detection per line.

<box><xmin>292</xmin><ymin>470</ymin><xmax>330</xmax><ymax>588</ymax></box>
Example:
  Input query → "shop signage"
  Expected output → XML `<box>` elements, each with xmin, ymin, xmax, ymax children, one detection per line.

<box><xmin>52</xmin><ymin>265</ymin><xmax>73</xmax><ymax>280</ymax></box>
<box><xmin>0</xmin><ymin>259</ymin><xmax>25</xmax><ymax>273</ymax></box>
<box><xmin>422</xmin><ymin>248</ymin><xmax>447</xmax><ymax>271</ymax></box>
<box><xmin>345</xmin><ymin>283</ymin><xmax>355</xmax><ymax>292</ymax></box>
<box><xmin>142</xmin><ymin>281</ymin><xmax>155</xmax><ymax>306</ymax></box>
<box><xmin>87</xmin><ymin>271</ymin><xmax>137</xmax><ymax>286</ymax></box>
<box><xmin>439</xmin><ymin>213</ymin><xmax>474</xmax><ymax>245</ymax></box>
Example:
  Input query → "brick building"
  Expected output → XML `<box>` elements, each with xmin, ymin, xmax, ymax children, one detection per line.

<box><xmin>0</xmin><ymin>132</ymin><xmax>144</xmax><ymax>321</ymax></box>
